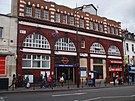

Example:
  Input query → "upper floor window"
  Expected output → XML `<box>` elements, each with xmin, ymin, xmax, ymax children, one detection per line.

<box><xmin>81</xmin><ymin>40</ymin><xmax>85</xmax><ymax>48</ymax></box>
<box><xmin>132</xmin><ymin>44</ymin><xmax>134</xmax><ymax>52</ymax></box>
<box><xmin>111</xmin><ymin>27</ymin><xmax>115</xmax><ymax>34</ymax></box>
<box><xmin>62</xmin><ymin>14</ymin><xmax>67</xmax><ymax>24</ymax></box>
<box><xmin>0</xmin><ymin>27</ymin><xmax>3</xmax><ymax>38</ymax></box>
<box><xmin>126</xmin><ymin>43</ymin><xmax>129</xmax><ymax>51</ymax></box>
<box><xmin>128</xmin><ymin>34</ymin><xmax>132</xmax><ymax>39</ymax></box>
<box><xmin>35</xmin><ymin>8</ymin><xmax>41</xmax><ymax>18</ymax></box>
<box><xmin>94</xmin><ymin>22</ymin><xmax>98</xmax><ymax>31</ymax></box>
<box><xmin>99</xmin><ymin>24</ymin><xmax>103</xmax><ymax>32</ymax></box>
<box><xmin>55</xmin><ymin>38</ymin><xmax>76</xmax><ymax>51</ymax></box>
<box><xmin>69</xmin><ymin>16</ymin><xmax>74</xmax><ymax>25</ymax></box>
<box><xmin>107</xmin><ymin>26</ymin><xmax>111</xmax><ymax>33</ymax></box>
<box><xmin>115</xmin><ymin>28</ymin><xmax>119</xmax><ymax>35</ymax></box>
<box><xmin>108</xmin><ymin>45</ymin><xmax>120</xmax><ymax>56</ymax></box>
<box><xmin>56</xmin><ymin>13</ymin><xmax>60</xmax><ymax>22</ymax></box>
<box><xmin>80</xmin><ymin>18</ymin><xmax>84</xmax><ymax>28</ymax></box>
<box><xmin>89</xmin><ymin>21</ymin><xmax>94</xmax><ymax>30</ymax></box>
<box><xmin>90</xmin><ymin>42</ymin><xmax>105</xmax><ymax>54</ymax></box>
<box><xmin>25</xmin><ymin>5</ymin><xmax>32</xmax><ymax>17</ymax></box>
<box><xmin>23</xmin><ymin>33</ymin><xmax>50</xmax><ymax>49</ymax></box>
<box><xmin>43</xmin><ymin>10</ymin><xmax>49</xmax><ymax>20</ymax></box>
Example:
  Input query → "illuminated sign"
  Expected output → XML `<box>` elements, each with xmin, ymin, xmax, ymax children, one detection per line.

<box><xmin>109</xmin><ymin>68</ymin><xmax>122</xmax><ymax>71</ymax></box>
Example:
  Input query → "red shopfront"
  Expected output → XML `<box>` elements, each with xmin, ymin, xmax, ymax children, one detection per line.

<box><xmin>0</xmin><ymin>56</ymin><xmax>6</xmax><ymax>76</ymax></box>
<box><xmin>108</xmin><ymin>60</ymin><xmax>123</xmax><ymax>82</ymax></box>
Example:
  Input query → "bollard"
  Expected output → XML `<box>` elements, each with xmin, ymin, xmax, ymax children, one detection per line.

<box><xmin>68</xmin><ymin>77</ymin><xmax>69</xmax><ymax>89</ymax></box>
<box><xmin>33</xmin><ymin>75</ymin><xmax>35</xmax><ymax>90</ymax></box>
<box><xmin>82</xmin><ymin>78</ymin><xmax>83</xmax><ymax>88</ymax></box>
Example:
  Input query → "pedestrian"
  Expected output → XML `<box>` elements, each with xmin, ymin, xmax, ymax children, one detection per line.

<box><xmin>43</xmin><ymin>75</ymin><xmax>48</xmax><ymax>88</ymax></box>
<box><xmin>129</xmin><ymin>76</ymin><xmax>132</xmax><ymax>85</ymax></box>
<box><xmin>47</xmin><ymin>75</ymin><xmax>52</xmax><ymax>88</ymax></box>
<box><xmin>92</xmin><ymin>77</ymin><xmax>96</xmax><ymax>87</ymax></box>
<box><xmin>24</xmin><ymin>76</ymin><xmax>30</xmax><ymax>88</ymax></box>
<box><xmin>59</xmin><ymin>75</ymin><xmax>64</xmax><ymax>87</ymax></box>
<box><xmin>39</xmin><ymin>74</ymin><xmax>43</xmax><ymax>88</ymax></box>
<box><xmin>9</xmin><ymin>74</ymin><xmax>17</xmax><ymax>90</ymax></box>
<box><xmin>113</xmin><ymin>76</ymin><xmax>116</xmax><ymax>86</ymax></box>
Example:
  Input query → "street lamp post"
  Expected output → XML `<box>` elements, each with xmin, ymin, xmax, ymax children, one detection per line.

<box><xmin>75</xmin><ymin>4</ymin><xmax>80</xmax><ymax>88</ymax></box>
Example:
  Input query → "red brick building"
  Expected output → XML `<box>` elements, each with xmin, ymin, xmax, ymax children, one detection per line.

<box><xmin>15</xmin><ymin>0</ymin><xmax>124</xmax><ymax>84</ymax></box>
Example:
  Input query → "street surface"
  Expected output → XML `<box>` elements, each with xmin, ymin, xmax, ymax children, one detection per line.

<box><xmin>0</xmin><ymin>86</ymin><xmax>135</xmax><ymax>101</ymax></box>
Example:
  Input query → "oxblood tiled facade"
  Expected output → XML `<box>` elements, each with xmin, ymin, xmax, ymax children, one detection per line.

<box><xmin>16</xmin><ymin>0</ymin><xmax>124</xmax><ymax>84</ymax></box>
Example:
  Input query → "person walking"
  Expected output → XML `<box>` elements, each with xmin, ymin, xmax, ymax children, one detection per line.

<box><xmin>129</xmin><ymin>76</ymin><xmax>132</xmax><ymax>85</ymax></box>
<box><xmin>9</xmin><ymin>74</ymin><xmax>17</xmax><ymax>91</ymax></box>
<box><xmin>59</xmin><ymin>75</ymin><xmax>64</xmax><ymax>87</ymax></box>
<box><xmin>47</xmin><ymin>75</ymin><xmax>52</xmax><ymax>88</ymax></box>
<box><xmin>24</xmin><ymin>76</ymin><xmax>30</xmax><ymax>88</ymax></box>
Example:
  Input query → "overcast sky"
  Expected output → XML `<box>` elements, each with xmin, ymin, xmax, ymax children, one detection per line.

<box><xmin>0</xmin><ymin>0</ymin><xmax>135</xmax><ymax>33</ymax></box>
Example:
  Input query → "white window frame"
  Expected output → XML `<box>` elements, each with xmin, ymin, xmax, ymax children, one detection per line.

<box><xmin>23</xmin><ymin>33</ymin><xmax>50</xmax><ymax>49</ymax></box>
<box><xmin>22</xmin><ymin>54</ymin><xmax>50</xmax><ymax>69</ymax></box>
<box><xmin>107</xmin><ymin>26</ymin><xmax>111</xmax><ymax>33</ymax></box>
<box><xmin>80</xmin><ymin>18</ymin><xmax>84</xmax><ymax>28</ymax></box>
<box><xmin>99</xmin><ymin>24</ymin><xmax>103</xmax><ymax>32</ymax></box>
<box><xmin>69</xmin><ymin>16</ymin><xmax>74</xmax><ymax>25</ymax></box>
<box><xmin>56</xmin><ymin>13</ymin><xmax>60</xmax><ymax>22</ymax></box>
<box><xmin>43</xmin><ymin>10</ymin><xmax>49</xmax><ymax>20</ymax></box>
<box><xmin>63</xmin><ymin>14</ymin><xmax>67</xmax><ymax>24</ymax></box>
<box><xmin>25</xmin><ymin>5</ymin><xmax>32</xmax><ymax>17</ymax></box>
<box><xmin>108</xmin><ymin>45</ymin><xmax>121</xmax><ymax>56</ymax></box>
<box><xmin>90</xmin><ymin>42</ymin><xmax>105</xmax><ymax>54</ymax></box>
<box><xmin>111</xmin><ymin>27</ymin><xmax>115</xmax><ymax>34</ymax></box>
<box><xmin>90</xmin><ymin>21</ymin><xmax>94</xmax><ymax>30</ymax></box>
<box><xmin>35</xmin><ymin>8</ymin><xmax>41</xmax><ymax>18</ymax></box>
<box><xmin>94</xmin><ymin>22</ymin><xmax>98</xmax><ymax>31</ymax></box>
<box><xmin>55</xmin><ymin>38</ymin><xmax>76</xmax><ymax>51</ymax></box>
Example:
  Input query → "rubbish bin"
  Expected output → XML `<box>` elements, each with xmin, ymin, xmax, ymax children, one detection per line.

<box><xmin>0</xmin><ymin>78</ymin><xmax>9</xmax><ymax>90</ymax></box>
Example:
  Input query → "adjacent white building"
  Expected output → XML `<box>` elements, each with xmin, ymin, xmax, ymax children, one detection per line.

<box><xmin>123</xmin><ymin>29</ymin><xmax>135</xmax><ymax>65</ymax></box>
<box><xmin>0</xmin><ymin>14</ymin><xmax>17</xmax><ymax>85</ymax></box>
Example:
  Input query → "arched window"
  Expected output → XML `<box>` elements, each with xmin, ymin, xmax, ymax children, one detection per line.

<box><xmin>55</xmin><ymin>38</ymin><xmax>76</xmax><ymax>51</ymax></box>
<box><xmin>90</xmin><ymin>42</ymin><xmax>105</xmax><ymax>54</ymax></box>
<box><xmin>23</xmin><ymin>33</ymin><xmax>50</xmax><ymax>49</ymax></box>
<box><xmin>108</xmin><ymin>45</ymin><xmax>120</xmax><ymax>56</ymax></box>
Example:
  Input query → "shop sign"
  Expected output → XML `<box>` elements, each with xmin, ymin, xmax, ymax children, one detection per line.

<box><xmin>55</xmin><ymin>64</ymin><xmax>76</xmax><ymax>67</ymax></box>
<box><xmin>109</xmin><ymin>68</ymin><xmax>122</xmax><ymax>71</ymax></box>
<box><xmin>110</xmin><ymin>60</ymin><xmax>122</xmax><ymax>64</ymax></box>
<box><xmin>61</xmin><ymin>57</ymin><xmax>69</xmax><ymax>64</ymax></box>
<box><xmin>124</xmin><ymin>56</ymin><xmax>129</xmax><ymax>64</ymax></box>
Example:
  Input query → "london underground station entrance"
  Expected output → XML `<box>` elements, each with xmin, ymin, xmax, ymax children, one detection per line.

<box><xmin>54</xmin><ymin>56</ymin><xmax>76</xmax><ymax>85</ymax></box>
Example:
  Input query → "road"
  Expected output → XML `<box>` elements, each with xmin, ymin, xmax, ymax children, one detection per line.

<box><xmin>1</xmin><ymin>86</ymin><xmax>135</xmax><ymax>101</ymax></box>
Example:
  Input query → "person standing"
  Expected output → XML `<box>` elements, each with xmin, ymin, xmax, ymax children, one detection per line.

<box><xmin>39</xmin><ymin>74</ymin><xmax>43</xmax><ymax>88</ymax></box>
<box><xmin>113</xmin><ymin>76</ymin><xmax>116</xmax><ymax>86</ymax></box>
<box><xmin>9</xmin><ymin>74</ymin><xmax>17</xmax><ymax>91</ymax></box>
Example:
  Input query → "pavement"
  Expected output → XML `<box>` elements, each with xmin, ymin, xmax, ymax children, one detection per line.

<box><xmin>0</xmin><ymin>82</ymin><xmax>134</xmax><ymax>94</ymax></box>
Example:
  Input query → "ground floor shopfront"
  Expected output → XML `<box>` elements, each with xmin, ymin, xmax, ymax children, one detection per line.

<box><xmin>17</xmin><ymin>52</ymin><xmax>124</xmax><ymax>85</ymax></box>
